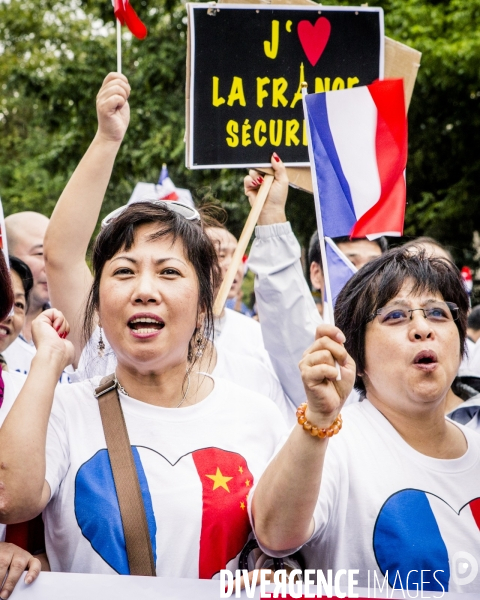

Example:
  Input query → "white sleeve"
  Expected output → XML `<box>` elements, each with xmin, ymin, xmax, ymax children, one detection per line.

<box><xmin>466</xmin><ymin>341</ymin><xmax>480</xmax><ymax>377</ymax></box>
<box><xmin>248</xmin><ymin>222</ymin><xmax>322</xmax><ymax>406</ymax></box>
<box><xmin>45</xmin><ymin>393</ymin><xmax>70</xmax><ymax>500</ymax></box>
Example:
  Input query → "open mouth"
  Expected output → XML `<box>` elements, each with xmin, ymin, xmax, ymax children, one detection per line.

<box><xmin>0</xmin><ymin>325</ymin><xmax>10</xmax><ymax>336</ymax></box>
<box><xmin>413</xmin><ymin>350</ymin><xmax>438</xmax><ymax>367</ymax></box>
<box><xmin>128</xmin><ymin>314</ymin><xmax>165</xmax><ymax>334</ymax></box>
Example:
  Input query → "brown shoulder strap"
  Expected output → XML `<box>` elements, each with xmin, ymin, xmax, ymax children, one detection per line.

<box><xmin>95</xmin><ymin>375</ymin><xmax>156</xmax><ymax>577</ymax></box>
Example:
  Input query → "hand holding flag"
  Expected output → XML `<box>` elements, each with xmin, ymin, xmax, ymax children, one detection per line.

<box><xmin>113</xmin><ymin>0</ymin><xmax>147</xmax><ymax>74</ymax></box>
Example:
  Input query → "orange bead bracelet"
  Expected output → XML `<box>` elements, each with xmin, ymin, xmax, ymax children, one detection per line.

<box><xmin>296</xmin><ymin>403</ymin><xmax>342</xmax><ymax>438</ymax></box>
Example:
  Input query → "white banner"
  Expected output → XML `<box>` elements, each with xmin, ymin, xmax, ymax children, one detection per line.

<box><xmin>9</xmin><ymin>573</ymin><xmax>479</xmax><ymax>600</ymax></box>
<box><xmin>10</xmin><ymin>572</ymin><xmax>221</xmax><ymax>600</ymax></box>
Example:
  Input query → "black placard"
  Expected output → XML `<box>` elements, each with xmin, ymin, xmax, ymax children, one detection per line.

<box><xmin>187</xmin><ymin>4</ymin><xmax>384</xmax><ymax>168</ymax></box>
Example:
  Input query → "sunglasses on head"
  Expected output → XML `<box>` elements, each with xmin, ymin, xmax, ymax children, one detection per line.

<box><xmin>101</xmin><ymin>200</ymin><xmax>201</xmax><ymax>229</ymax></box>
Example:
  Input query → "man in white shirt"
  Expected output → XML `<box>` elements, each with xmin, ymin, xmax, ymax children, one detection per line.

<box><xmin>4</xmin><ymin>212</ymin><xmax>71</xmax><ymax>383</ymax></box>
<box><xmin>205</xmin><ymin>223</ymin><xmax>276</xmax><ymax>375</ymax></box>
<box><xmin>4</xmin><ymin>212</ymin><xmax>50</xmax><ymax>375</ymax></box>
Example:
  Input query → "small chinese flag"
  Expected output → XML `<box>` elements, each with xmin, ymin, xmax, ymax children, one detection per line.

<box><xmin>192</xmin><ymin>448</ymin><xmax>254</xmax><ymax>579</ymax></box>
<box><xmin>114</xmin><ymin>0</ymin><xmax>148</xmax><ymax>40</ymax></box>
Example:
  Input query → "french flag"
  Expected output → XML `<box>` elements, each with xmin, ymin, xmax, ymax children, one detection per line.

<box><xmin>324</xmin><ymin>237</ymin><xmax>357</xmax><ymax>306</ymax></box>
<box><xmin>304</xmin><ymin>79</ymin><xmax>407</xmax><ymax>239</ymax></box>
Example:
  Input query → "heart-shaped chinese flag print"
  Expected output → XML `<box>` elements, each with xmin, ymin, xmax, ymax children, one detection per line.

<box><xmin>297</xmin><ymin>17</ymin><xmax>331</xmax><ymax>67</ymax></box>
<box><xmin>373</xmin><ymin>489</ymin><xmax>480</xmax><ymax>592</ymax></box>
<box><xmin>75</xmin><ymin>446</ymin><xmax>253</xmax><ymax>578</ymax></box>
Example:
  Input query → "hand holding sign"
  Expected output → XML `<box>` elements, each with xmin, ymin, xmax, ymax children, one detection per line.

<box><xmin>244</xmin><ymin>153</ymin><xmax>289</xmax><ymax>226</ymax></box>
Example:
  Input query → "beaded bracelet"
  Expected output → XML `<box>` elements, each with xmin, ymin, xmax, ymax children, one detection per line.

<box><xmin>296</xmin><ymin>403</ymin><xmax>342</xmax><ymax>438</ymax></box>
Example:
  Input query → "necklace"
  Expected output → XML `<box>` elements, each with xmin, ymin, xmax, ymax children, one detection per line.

<box><xmin>113</xmin><ymin>371</ymin><xmax>191</xmax><ymax>408</ymax></box>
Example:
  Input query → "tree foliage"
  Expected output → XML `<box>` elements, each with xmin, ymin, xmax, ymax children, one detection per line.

<box><xmin>1</xmin><ymin>0</ymin><xmax>480</xmax><ymax>263</ymax></box>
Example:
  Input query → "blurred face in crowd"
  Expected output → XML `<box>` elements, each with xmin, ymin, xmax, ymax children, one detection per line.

<box><xmin>337</xmin><ymin>239</ymin><xmax>382</xmax><ymax>270</ymax></box>
<box><xmin>408</xmin><ymin>242</ymin><xmax>452</xmax><ymax>262</ymax></box>
<box><xmin>207</xmin><ymin>227</ymin><xmax>244</xmax><ymax>300</ymax></box>
<box><xmin>6</xmin><ymin>212</ymin><xmax>50</xmax><ymax>312</ymax></box>
<box><xmin>363</xmin><ymin>280</ymin><xmax>461</xmax><ymax>415</ymax></box>
<box><xmin>97</xmin><ymin>224</ymin><xmax>201</xmax><ymax>374</ymax></box>
<box><xmin>0</xmin><ymin>271</ymin><xmax>26</xmax><ymax>353</ymax></box>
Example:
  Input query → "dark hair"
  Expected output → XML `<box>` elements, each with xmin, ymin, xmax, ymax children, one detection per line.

<box><xmin>9</xmin><ymin>256</ymin><xmax>33</xmax><ymax>308</ymax></box>
<box><xmin>0</xmin><ymin>252</ymin><xmax>14</xmax><ymax>321</ymax></box>
<box><xmin>335</xmin><ymin>246</ymin><xmax>468</xmax><ymax>396</ymax></box>
<box><xmin>403</xmin><ymin>237</ymin><xmax>454</xmax><ymax>263</ymax></box>
<box><xmin>83</xmin><ymin>203</ymin><xmax>221</xmax><ymax>365</ymax></box>
<box><xmin>308</xmin><ymin>231</ymin><xmax>388</xmax><ymax>269</ymax></box>
<box><xmin>468</xmin><ymin>305</ymin><xmax>480</xmax><ymax>331</ymax></box>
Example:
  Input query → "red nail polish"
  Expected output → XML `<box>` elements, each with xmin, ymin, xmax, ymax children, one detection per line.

<box><xmin>258</xmin><ymin>176</ymin><xmax>264</xmax><ymax>183</ymax></box>
<box><xmin>273</xmin><ymin>153</ymin><xmax>280</xmax><ymax>162</ymax></box>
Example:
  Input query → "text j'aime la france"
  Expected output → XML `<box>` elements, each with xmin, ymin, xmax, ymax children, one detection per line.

<box><xmin>212</xmin><ymin>64</ymin><xmax>360</xmax><ymax>149</ymax></box>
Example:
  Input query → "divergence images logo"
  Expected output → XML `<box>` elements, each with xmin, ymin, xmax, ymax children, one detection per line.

<box><xmin>452</xmin><ymin>551</ymin><xmax>478</xmax><ymax>586</ymax></box>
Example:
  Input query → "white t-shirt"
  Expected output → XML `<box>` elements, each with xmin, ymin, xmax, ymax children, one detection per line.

<box><xmin>459</xmin><ymin>337</ymin><xmax>477</xmax><ymax>374</ymax></box>
<box><xmin>3</xmin><ymin>336</ymin><xmax>72</xmax><ymax>384</ymax></box>
<box><xmin>254</xmin><ymin>400</ymin><xmax>480</xmax><ymax>594</ymax></box>
<box><xmin>73</xmin><ymin>327</ymin><xmax>296</xmax><ymax>424</ymax></box>
<box><xmin>0</xmin><ymin>370</ymin><xmax>27</xmax><ymax>542</ymax></box>
<box><xmin>44</xmin><ymin>376</ymin><xmax>287</xmax><ymax>577</ymax></box>
<box><xmin>214</xmin><ymin>308</ymin><xmax>275</xmax><ymax>375</ymax></box>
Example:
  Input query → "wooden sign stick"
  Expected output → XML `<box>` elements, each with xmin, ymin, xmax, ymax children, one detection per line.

<box><xmin>213</xmin><ymin>174</ymin><xmax>274</xmax><ymax>317</ymax></box>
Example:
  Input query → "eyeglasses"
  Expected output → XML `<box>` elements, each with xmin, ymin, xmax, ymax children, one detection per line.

<box><xmin>369</xmin><ymin>301</ymin><xmax>460</xmax><ymax>326</ymax></box>
<box><xmin>101</xmin><ymin>200</ymin><xmax>201</xmax><ymax>229</ymax></box>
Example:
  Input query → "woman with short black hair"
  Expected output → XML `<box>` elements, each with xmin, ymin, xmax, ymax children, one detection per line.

<box><xmin>252</xmin><ymin>247</ymin><xmax>480</xmax><ymax>594</ymax></box>
<box><xmin>0</xmin><ymin>74</ymin><xmax>286</xmax><ymax>581</ymax></box>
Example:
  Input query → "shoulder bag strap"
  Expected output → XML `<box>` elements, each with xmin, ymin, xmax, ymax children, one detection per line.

<box><xmin>94</xmin><ymin>375</ymin><xmax>156</xmax><ymax>576</ymax></box>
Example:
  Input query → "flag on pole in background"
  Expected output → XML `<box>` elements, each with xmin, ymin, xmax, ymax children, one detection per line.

<box><xmin>304</xmin><ymin>79</ymin><xmax>407</xmax><ymax>240</ymax></box>
<box><xmin>324</xmin><ymin>237</ymin><xmax>357</xmax><ymax>306</ymax></box>
<box><xmin>128</xmin><ymin>165</ymin><xmax>195</xmax><ymax>207</ymax></box>
<box><xmin>156</xmin><ymin>164</ymin><xmax>179</xmax><ymax>200</ymax></box>
<box><xmin>114</xmin><ymin>0</ymin><xmax>148</xmax><ymax>39</ymax></box>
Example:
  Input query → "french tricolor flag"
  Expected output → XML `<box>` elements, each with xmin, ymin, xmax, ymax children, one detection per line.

<box><xmin>304</xmin><ymin>79</ymin><xmax>407</xmax><ymax>239</ymax></box>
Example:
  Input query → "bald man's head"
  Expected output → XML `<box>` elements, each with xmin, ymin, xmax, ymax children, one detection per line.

<box><xmin>5</xmin><ymin>212</ymin><xmax>50</xmax><ymax>313</ymax></box>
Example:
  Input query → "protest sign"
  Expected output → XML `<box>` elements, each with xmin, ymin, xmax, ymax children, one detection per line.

<box><xmin>186</xmin><ymin>4</ymin><xmax>384</xmax><ymax>169</ymax></box>
<box><xmin>228</xmin><ymin>0</ymin><xmax>421</xmax><ymax>193</ymax></box>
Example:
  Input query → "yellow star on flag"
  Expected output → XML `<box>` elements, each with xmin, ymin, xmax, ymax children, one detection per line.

<box><xmin>240</xmin><ymin>501</ymin><xmax>245</xmax><ymax>510</ymax></box>
<box><xmin>206</xmin><ymin>467</ymin><xmax>233</xmax><ymax>492</ymax></box>
<box><xmin>238</xmin><ymin>466</ymin><xmax>244</xmax><ymax>474</ymax></box>
<box><xmin>245</xmin><ymin>479</ymin><xmax>251</xmax><ymax>487</ymax></box>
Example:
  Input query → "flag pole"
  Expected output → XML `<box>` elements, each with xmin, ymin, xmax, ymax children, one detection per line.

<box><xmin>213</xmin><ymin>175</ymin><xmax>274</xmax><ymax>317</ymax></box>
<box><xmin>116</xmin><ymin>17</ymin><xmax>122</xmax><ymax>74</ymax></box>
<box><xmin>302</xmin><ymin>83</ymin><xmax>341</xmax><ymax>380</ymax></box>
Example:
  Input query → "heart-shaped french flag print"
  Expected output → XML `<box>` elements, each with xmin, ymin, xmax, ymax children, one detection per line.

<box><xmin>297</xmin><ymin>17</ymin><xmax>331</xmax><ymax>67</ymax></box>
<box><xmin>373</xmin><ymin>489</ymin><xmax>480</xmax><ymax>592</ymax></box>
<box><xmin>74</xmin><ymin>446</ymin><xmax>253</xmax><ymax>577</ymax></box>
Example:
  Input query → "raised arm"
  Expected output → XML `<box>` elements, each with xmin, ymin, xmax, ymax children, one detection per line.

<box><xmin>251</xmin><ymin>325</ymin><xmax>355</xmax><ymax>552</ymax></box>
<box><xmin>0</xmin><ymin>310</ymin><xmax>74</xmax><ymax>523</ymax></box>
<box><xmin>246</xmin><ymin>158</ymin><xmax>322</xmax><ymax>405</ymax></box>
<box><xmin>44</xmin><ymin>73</ymin><xmax>131</xmax><ymax>366</ymax></box>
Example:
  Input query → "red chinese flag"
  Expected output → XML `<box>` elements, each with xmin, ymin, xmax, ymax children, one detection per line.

<box><xmin>192</xmin><ymin>448</ymin><xmax>254</xmax><ymax>579</ymax></box>
<box><xmin>113</xmin><ymin>0</ymin><xmax>148</xmax><ymax>40</ymax></box>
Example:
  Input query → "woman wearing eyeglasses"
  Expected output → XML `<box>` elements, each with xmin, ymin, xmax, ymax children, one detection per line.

<box><xmin>251</xmin><ymin>247</ymin><xmax>480</xmax><ymax>594</ymax></box>
<box><xmin>0</xmin><ymin>74</ymin><xmax>287</xmax><ymax>579</ymax></box>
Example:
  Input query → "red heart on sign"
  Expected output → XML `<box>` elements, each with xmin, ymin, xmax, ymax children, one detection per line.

<box><xmin>297</xmin><ymin>17</ymin><xmax>331</xmax><ymax>67</ymax></box>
